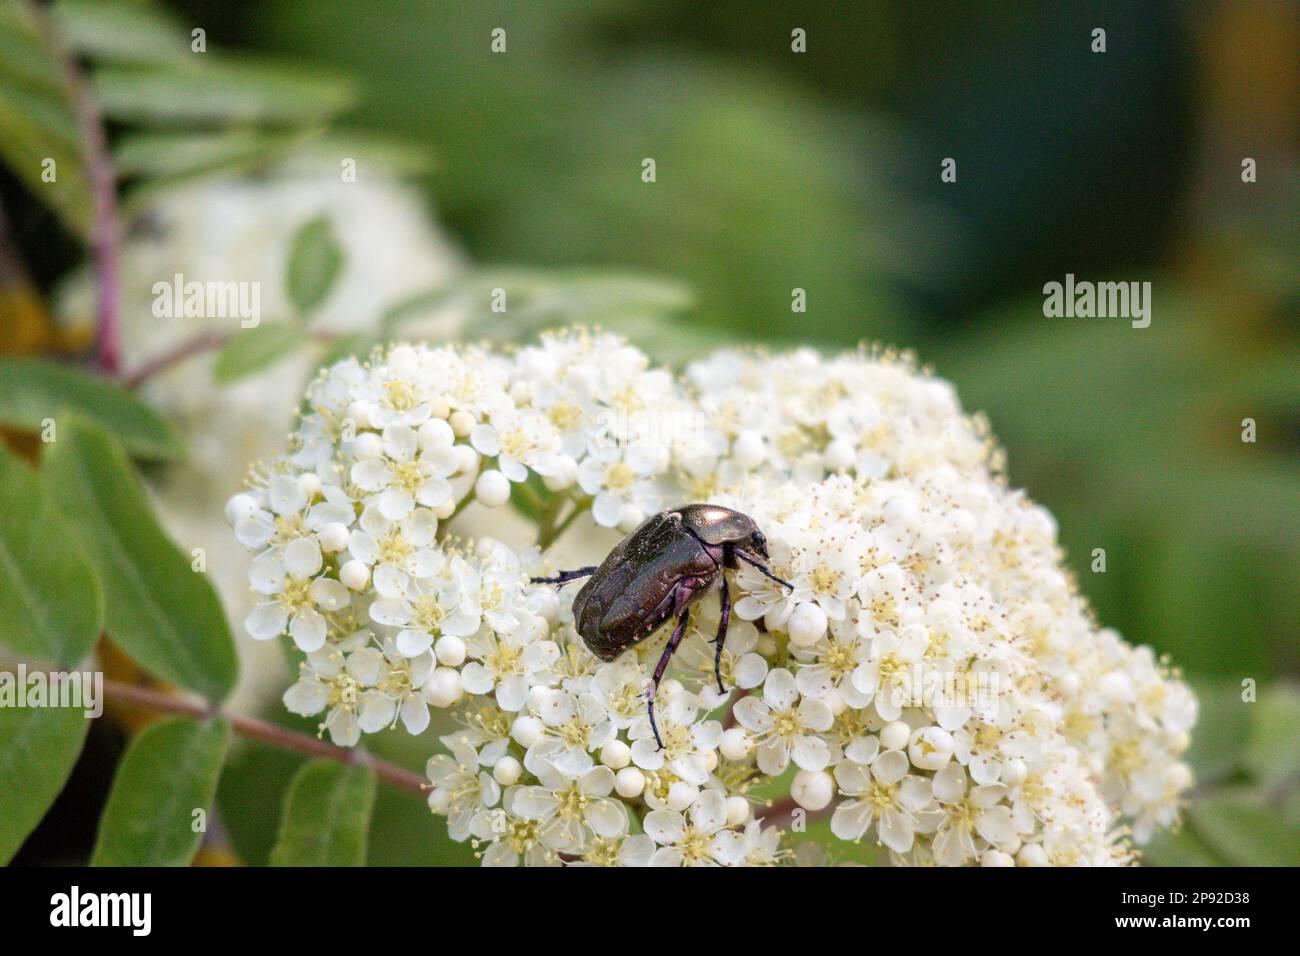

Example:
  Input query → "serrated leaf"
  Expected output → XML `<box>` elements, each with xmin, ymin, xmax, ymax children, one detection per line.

<box><xmin>213</xmin><ymin>323</ymin><xmax>307</xmax><ymax>384</ymax></box>
<box><xmin>1189</xmin><ymin>794</ymin><xmax>1300</xmax><ymax>867</ymax></box>
<box><xmin>93</xmin><ymin>59</ymin><xmax>355</xmax><ymax>125</ymax></box>
<box><xmin>0</xmin><ymin>358</ymin><xmax>182</xmax><ymax>459</ymax></box>
<box><xmin>41</xmin><ymin>418</ymin><xmax>238</xmax><ymax>701</ymax></box>
<box><xmin>285</xmin><ymin>215</ymin><xmax>343</xmax><ymax>315</ymax></box>
<box><xmin>91</xmin><ymin>716</ymin><xmax>229</xmax><ymax>866</ymax></box>
<box><xmin>0</xmin><ymin>702</ymin><xmax>89</xmax><ymax>863</ymax></box>
<box><xmin>269</xmin><ymin>760</ymin><xmax>375</xmax><ymax>866</ymax></box>
<box><xmin>0</xmin><ymin>443</ymin><xmax>102</xmax><ymax>666</ymax></box>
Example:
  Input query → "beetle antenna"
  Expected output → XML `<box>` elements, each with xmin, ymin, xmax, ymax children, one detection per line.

<box><xmin>530</xmin><ymin>566</ymin><xmax>598</xmax><ymax>587</ymax></box>
<box><xmin>735</xmin><ymin>550</ymin><xmax>794</xmax><ymax>591</ymax></box>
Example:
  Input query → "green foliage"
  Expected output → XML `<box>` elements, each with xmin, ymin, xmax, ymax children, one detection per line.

<box><xmin>91</xmin><ymin>716</ymin><xmax>230</xmax><ymax>866</ymax></box>
<box><xmin>0</xmin><ymin>703</ymin><xmax>89</xmax><ymax>863</ymax></box>
<box><xmin>0</xmin><ymin>0</ymin><xmax>93</xmax><ymax>235</ymax></box>
<box><xmin>0</xmin><ymin>442</ymin><xmax>102</xmax><ymax>666</ymax></box>
<box><xmin>285</xmin><ymin>214</ymin><xmax>344</xmax><ymax>315</ymax></box>
<box><xmin>1143</xmin><ymin>681</ymin><xmax>1300</xmax><ymax>866</ymax></box>
<box><xmin>1188</xmin><ymin>793</ymin><xmax>1300</xmax><ymax>868</ymax></box>
<box><xmin>269</xmin><ymin>759</ymin><xmax>376</xmax><ymax>866</ymax></box>
<box><xmin>41</xmin><ymin>418</ymin><xmax>238</xmax><ymax>701</ymax></box>
<box><xmin>214</xmin><ymin>323</ymin><xmax>308</xmax><ymax>384</ymax></box>
<box><xmin>0</xmin><ymin>357</ymin><xmax>182</xmax><ymax>459</ymax></box>
<box><xmin>0</xmin><ymin>0</ymin><xmax>359</xmax><ymax>235</ymax></box>
<box><xmin>1242</xmin><ymin>683</ymin><xmax>1300</xmax><ymax>791</ymax></box>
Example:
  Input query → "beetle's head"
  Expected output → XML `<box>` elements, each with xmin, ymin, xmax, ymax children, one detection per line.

<box><xmin>749</xmin><ymin>529</ymin><xmax>769</xmax><ymax>559</ymax></box>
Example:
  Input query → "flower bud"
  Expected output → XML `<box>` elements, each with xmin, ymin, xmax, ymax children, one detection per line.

<box><xmin>600</xmin><ymin>740</ymin><xmax>631</xmax><ymax>770</ymax></box>
<box><xmin>792</xmin><ymin>769</ymin><xmax>833</xmax><ymax>811</ymax></box>
<box><xmin>614</xmin><ymin>767</ymin><xmax>645</xmax><ymax>799</ymax></box>
<box><xmin>475</xmin><ymin>469</ymin><xmax>511</xmax><ymax>508</ymax></box>
<box><xmin>339</xmin><ymin>560</ymin><xmax>369</xmax><ymax>591</ymax></box>
<box><xmin>787</xmin><ymin>603</ymin><xmax>827</xmax><ymax>647</ymax></box>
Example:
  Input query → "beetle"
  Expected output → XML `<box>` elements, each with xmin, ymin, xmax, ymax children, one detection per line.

<box><xmin>532</xmin><ymin>504</ymin><xmax>792</xmax><ymax>749</ymax></box>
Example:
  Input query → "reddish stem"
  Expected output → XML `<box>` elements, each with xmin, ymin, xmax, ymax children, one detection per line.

<box><xmin>34</xmin><ymin>2</ymin><xmax>123</xmax><ymax>374</ymax></box>
<box><xmin>122</xmin><ymin>330</ymin><xmax>230</xmax><ymax>389</ymax></box>
<box><xmin>102</xmin><ymin>678</ymin><xmax>427</xmax><ymax>797</ymax></box>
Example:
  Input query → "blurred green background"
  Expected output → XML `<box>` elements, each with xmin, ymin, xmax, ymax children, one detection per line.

<box><xmin>3</xmin><ymin>0</ymin><xmax>1295</xmax><ymax>866</ymax></box>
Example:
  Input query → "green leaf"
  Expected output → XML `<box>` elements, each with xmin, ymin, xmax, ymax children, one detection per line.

<box><xmin>114</xmin><ymin>127</ymin><xmax>319</xmax><ymax>180</ymax></box>
<box><xmin>0</xmin><ymin>4</ymin><xmax>92</xmax><ymax>236</ymax></box>
<box><xmin>1182</xmin><ymin>679</ymin><xmax>1251</xmax><ymax>786</ymax></box>
<box><xmin>1189</xmin><ymin>794</ymin><xmax>1300</xmax><ymax>867</ymax></box>
<box><xmin>91</xmin><ymin>716</ymin><xmax>229</xmax><ymax>866</ymax></box>
<box><xmin>1140</xmin><ymin>825</ymin><xmax>1227</xmax><ymax>867</ymax></box>
<box><xmin>0</xmin><ymin>358</ymin><xmax>182</xmax><ymax>459</ymax></box>
<box><xmin>213</xmin><ymin>323</ymin><xmax>308</xmax><ymax>384</ymax></box>
<box><xmin>0</xmin><ymin>702</ymin><xmax>89</xmax><ymax>863</ymax></box>
<box><xmin>269</xmin><ymin>760</ymin><xmax>375</xmax><ymax>866</ymax></box>
<box><xmin>51</xmin><ymin>0</ymin><xmax>191</xmax><ymax>65</ymax></box>
<box><xmin>285</xmin><ymin>215</ymin><xmax>343</xmax><ymax>315</ymax></box>
<box><xmin>1243</xmin><ymin>683</ymin><xmax>1300</xmax><ymax>791</ymax></box>
<box><xmin>42</xmin><ymin>418</ymin><xmax>238</xmax><ymax>701</ymax></box>
<box><xmin>382</xmin><ymin>268</ymin><xmax>693</xmax><ymax>339</ymax></box>
<box><xmin>0</xmin><ymin>443</ymin><xmax>102</xmax><ymax>665</ymax></box>
<box><xmin>93</xmin><ymin>59</ymin><xmax>355</xmax><ymax>126</ymax></box>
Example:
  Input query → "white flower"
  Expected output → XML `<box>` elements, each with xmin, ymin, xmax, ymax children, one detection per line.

<box><xmin>644</xmin><ymin>790</ymin><xmax>746</xmax><ymax>867</ymax></box>
<box><xmin>524</xmin><ymin>689</ymin><xmax>615</xmax><ymax>777</ymax></box>
<box><xmin>355</xmin><ymin>640</ymin><xmax>435</xmax><ymax>736</ymax></box>
<box><xmin>427</xmin><ymin>737</ymin><xmax>501</xmax><ymax>842</ymax></box>
<box><xmin>628</xmin><ymin>690</ymin><xmax>722</xmax><ymax>785</ymax></box>
<box><xmin>283</xmin><ymin>642</ymin><xmax>381</xmax><ymax>747</ymax></box>
<box><xmin>732</xmin><ymin>668</ymin><xmax>834</xmax><ymax>774</ymax></box>
<box><xmin>512</xmin><ymin>763</ymin><xmax>628</xmax><ymax>853</ymax></box>
<box><xmin>929</xmin><ymin>762</ymin><xmax>1018</xmax><ymax>866</ymax></box>
<box><xmin>577</xmin><ymin>443</ymin><xmax>665</xmax><ymax>528</ymax></box>
<box><xmin>830</xmin><ymin>748</ymin><xmax>933</xmax><ymax>854</ymax></box>
<box><xmin>470</xmin><ymin>406</ymin><xmax>565</xmax><ymax>483</ymax></box>
<box><xmin>350</xmin><ymin>423</ymin><xmax>456</xmax><ymax>520</ymax></box>
<box><xmin>461</xmin><ymin>626</ymin><xmax>560</xmax><ymax>712</ymax></box>
<box><xmin>569</xmin><ymin>834</ymin><xmax>655</xmax><ymax>867</ymax></box>
<box><xmin>245</xmin><ymin>546</ymin><xmax>350</xmax><ymax>652</ymax></box>
<box><xmin>345</xmin><ymin>505</ymin><xmax>440</xmax><ymax>599</ymax></box>
<box><xmin>368</xmin><ymin>555</ymin><xmax>482</xmax><ymax>657</ymax></box>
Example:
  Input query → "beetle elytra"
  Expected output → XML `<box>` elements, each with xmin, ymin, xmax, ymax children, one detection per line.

<box><xmin>533</xmin><ymin>504</ymin><xmax>792</xmax><ymax>749</ymax></box>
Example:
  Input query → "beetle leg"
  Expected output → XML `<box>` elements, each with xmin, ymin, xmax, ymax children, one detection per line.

<box><xmin>734</xmin><ymin>550</ymin><xmax>795</xmax><ymax>591</ymax></box>
<box><xmin>713</xmin><ymin>575</ymin><xmax>730</xmax><ymax>695</ymax></box>
<box><xmin>530</xmin><ymin>566</ymin><xmax>598</xmax><ymax>587</ymax></box>
<box><xmin>647</xmin><ymin>607</ymin><xmax>690</xmax><ymax>751</ymax></box>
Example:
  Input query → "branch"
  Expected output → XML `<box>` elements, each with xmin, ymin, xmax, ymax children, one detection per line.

<box><xmin>102</xmin><ymin>678</ymin><xmax>427</xmax><ymax>797</ymax></box>
<box><xmin>122</xmin><ymin>329</ymin><xmax>230</xmax><ymax>389</ymax></box>
<box><xmin>32</xmin><ymin>1</ymin><xmax>123</xmax><ymax>375</ymax></box>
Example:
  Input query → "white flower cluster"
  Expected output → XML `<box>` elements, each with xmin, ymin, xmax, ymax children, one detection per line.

<box><xmin>58</xmin><ymin>166</ymin><xmax>463</xmax><ymax>708</ymax></box>
<box><xmin>228</xmin><ymin>329</ymin><xmax>1196</xmax><ymax>866</ymax></box>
